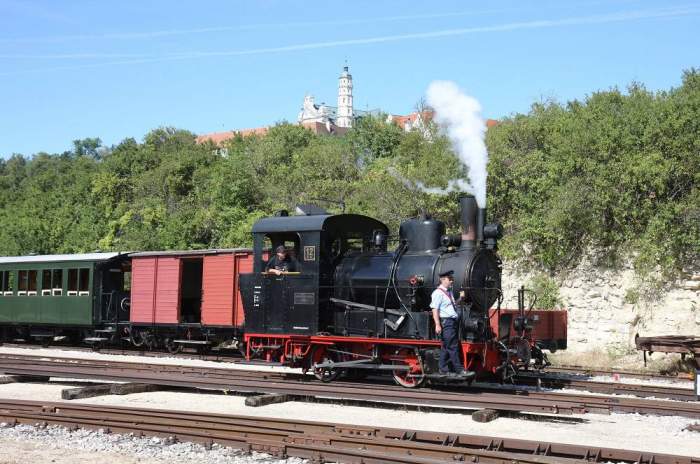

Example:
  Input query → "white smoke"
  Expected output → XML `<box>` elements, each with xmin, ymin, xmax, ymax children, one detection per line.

<box><xmin>425</xmin><ymin>80</ymin><xmax>489</xmax><ymax>207</ymax></box>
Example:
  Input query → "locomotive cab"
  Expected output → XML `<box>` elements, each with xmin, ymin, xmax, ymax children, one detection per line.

<box><xmin>239</xmin><ymin>209</ymin><xmax>388</xmax><ymax>336</ymax></box>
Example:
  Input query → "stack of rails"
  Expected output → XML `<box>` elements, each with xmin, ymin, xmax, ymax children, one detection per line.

<box><xmin>0</xmin><ymin>353</ymin><xmax>698</xmax><ymax>418</ymax></box>
<box><xmin>0</xmin><ymin>400</ymin><xmax>697</xmax><ymax>464</ymax></box>
<box><xmin>548</xmin><ymin>364</ymin><xmax>696</xmax><ymax>381</ymax></box>
<box><xmin>636</xmin><ymin>335</ymin><xmax>700</xmax><ymax>368</ymax></box>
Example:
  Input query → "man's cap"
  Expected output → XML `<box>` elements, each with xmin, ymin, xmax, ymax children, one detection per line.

<box><xmin>275</xmin><ymin>245</ymin><xmax>287</xmax><ymax>253</ymax></box>
<box><xmin>438</xmin><ymin>270</ymin><xmax>454</xmax><ymax>278</ymax></box>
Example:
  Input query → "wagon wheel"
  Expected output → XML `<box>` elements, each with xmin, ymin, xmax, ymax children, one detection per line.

<box><xmin>164</xmin><ymin>338</ymin><xmax>182</xmax><ymax>354</ymax></box>
<box><xmin>237</xmin><ymin>341</ymin><xmax>248</xmax><ymax>359</ymax></box>
<box><xmin>311</xmin><ymin>347</ymin><xmax>341</xmax><ymax>383</ymax></box>
<box><xmin>391</xmin><ymin>348</ymin><xmax>425</xmax><ymax>388</ymax></box>
<box><xmin>129</xmin><ymin>328</ymin><xmax>146</xmax><ymax>348</ymax></box>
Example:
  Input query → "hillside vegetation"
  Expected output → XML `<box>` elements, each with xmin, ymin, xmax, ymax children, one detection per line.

<box><xmin>1</xmin><ymin>70</ymin><xmax>698</xmax><ymax>277</ymax></box>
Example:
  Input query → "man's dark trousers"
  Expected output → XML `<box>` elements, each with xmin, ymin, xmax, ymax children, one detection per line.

<box><xmin>439</xmin><ymin>317</ymin><xmax>462</xmax><ymax>373</ymax></box>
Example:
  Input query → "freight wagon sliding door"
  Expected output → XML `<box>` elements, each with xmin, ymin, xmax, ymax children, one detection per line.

<box><xmin>201</xmin><ymin>254</ymin><xmax>234</xmax><ymax>326</ymax></box>
<box><xmin>130</xmin><ymin>258</ymin><xmax>157</xmax><ymax>324</ymax></box>
<box><xmin>130</xmin><ymin>257</ymin><xmax>182</xmax><ymax>324</ymax></box>
<box><xmin>154</xmin><ymin>257</ymin><xmax>181</xmax><ymax>324</ymax></box>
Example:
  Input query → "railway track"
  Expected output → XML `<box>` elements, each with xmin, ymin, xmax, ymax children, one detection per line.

<box><xmin>0</xmin><ymin>399</ymin><xmax>696</xmax><ymax>464</ymax></box>
<box><xmin>515</xmin><ymin>373</ymin><xmax>697</xmax><ymax>402</ymax></box>
<box><xmin>3</xmin><ymin>342</ymin><xmax>695</xmax><ymax>381</ymax></box>
<box><xmin>0</xmin><ymin>353</ymin><xmax>698</xmax><ymax>419</ymax></box>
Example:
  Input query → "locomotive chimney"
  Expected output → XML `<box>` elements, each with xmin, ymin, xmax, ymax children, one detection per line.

<box><xmin>459</xmin><ymin>195</ymin><xmax>477</xmax><ymax>247</ymax></box>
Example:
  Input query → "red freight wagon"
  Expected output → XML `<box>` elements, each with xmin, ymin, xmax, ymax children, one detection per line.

<box><xmin>127</xmin><ymin>249</ymin><xmax>254</xmax><ymax>352</ymax></box>
<box><xmin>489</xmin><ymin>308</ymin><xmax>568</xmax><ymax>352</ymax></box>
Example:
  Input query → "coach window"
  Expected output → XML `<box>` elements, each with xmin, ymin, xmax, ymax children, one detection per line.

<box><xmin>17</xmin><ymin>270</ymin><xmax>28</xmax><ymax>295</ymax></box>
<box><xmin>52</xmin><ymin>269</ymin><xmax>63</xmax><ymax>296</ymax></box>
<box><xmin>27</xmin><ymin>270</ymin><xmax>38</xmax><ymax>296</ymax></box>
<box><xmin>67</xmin><ymin>269</ymin><xmax>78</xmax><ymax>296</ymax></box>
<box><xmin>0</xmin><ymin>271</ymin><xmax>14</xmax><ymax>296</ymax></box>
<box><xmin>41</xmin><ymin>270</ymin><xmax>52</xmax><ymax>296</ymax></box>
<box><xmin>78</xmin><ymin>268</ymin><xmax>90</xmax><ymax>296</ymax></box>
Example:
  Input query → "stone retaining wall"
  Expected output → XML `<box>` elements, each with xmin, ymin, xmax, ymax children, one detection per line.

<box><xmin>501</xmin><ymin>262</ymin><xmax>700</xmax><ymax>353</ymax></box>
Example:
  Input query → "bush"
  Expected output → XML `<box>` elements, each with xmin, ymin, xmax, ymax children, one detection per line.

<box><xmin>527</xmin><ymin>274</ymin><xmax>561</xmax><ymax>309</ymax></box>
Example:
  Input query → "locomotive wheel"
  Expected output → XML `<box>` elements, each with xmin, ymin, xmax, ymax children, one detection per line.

<box><xmin>510</xmin><ymin>336</ymin><xmax>532</xmax><ymax>365</ymax></box>
<box><xmin>391</xmin><ymin>349</ymin><xmax>425</xmax><ymax>388</ymax></box>
<box><xmin>311</xmin><ymin>347</ymin><xmax>341</xmax><ymax>383</ymax></box>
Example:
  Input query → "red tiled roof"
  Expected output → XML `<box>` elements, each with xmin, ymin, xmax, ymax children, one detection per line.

<box><xmin>196</xmin><ymin>127</ymin><xmax>269</xmax><ymax>145</ymax></box>
<box><xmin>390</xmin><ymin>110</ymin><xmax>434</xmax><ymax>129</ymax></box>
<box><xmin>300</xmin><ymin>121</ymin><xmax>348</xmax><ymax>136</ymax></box>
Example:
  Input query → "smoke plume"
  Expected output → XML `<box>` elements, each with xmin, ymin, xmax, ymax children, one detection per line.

<box><xmin>425</xmin><ymin>81</ymin><xmax>488</xmax><ymax>207</ymax></box>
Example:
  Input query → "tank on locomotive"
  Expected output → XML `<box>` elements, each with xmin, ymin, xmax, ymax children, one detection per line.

<box><xmin>240</xmin><ymin>195</ymin><xmax>504</xmax><ymax>344</ymax></box>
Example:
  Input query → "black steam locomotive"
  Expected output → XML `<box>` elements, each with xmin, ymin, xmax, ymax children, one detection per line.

<box><xmin>240</xmin><ymin>195</ymin><xmax>545</xmax><ymax>386</ymax></box>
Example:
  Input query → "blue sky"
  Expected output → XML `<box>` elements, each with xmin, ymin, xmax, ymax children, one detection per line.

<box><xmin>0</xmin><ymin>0</ymin><xmax>698</xmax><ymax>157</ymax></box>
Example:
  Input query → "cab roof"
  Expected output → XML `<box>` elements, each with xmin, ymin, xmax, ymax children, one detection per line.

<box><xmin>252</xmin><ymin>213</ymin><xmax>387</xmax><ymax>234</ymax></box>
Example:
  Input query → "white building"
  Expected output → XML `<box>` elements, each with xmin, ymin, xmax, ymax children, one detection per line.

<box><xmin>298</xmin><ymin>65</ymin><xmax>376</xmax><ymax>131</ymax></box>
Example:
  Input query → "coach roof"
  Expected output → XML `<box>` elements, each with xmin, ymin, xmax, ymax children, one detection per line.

<box><xmin>0</xmin><ymin>252</ymin><xmax>126</xmax><ymax>264</ymax></box>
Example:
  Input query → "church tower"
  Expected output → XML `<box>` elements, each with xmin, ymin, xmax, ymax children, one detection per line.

<box><xmin>336</xmin><ymin>66</ymin><xmax>353</xmax><ymax>128</ymax></box>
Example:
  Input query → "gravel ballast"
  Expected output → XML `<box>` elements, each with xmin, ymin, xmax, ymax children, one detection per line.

<box><xmin>0</xmin><ymin>423</ymin><xmax>305</xmax><ymax>464</ymax></box>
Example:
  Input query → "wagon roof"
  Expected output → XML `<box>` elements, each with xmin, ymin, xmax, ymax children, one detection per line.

<box><xmin>0</xmin><ymin>252</ymin><xmax>126</xmax><ymax>264</ymax></box>
<box><xmin>129</xmin><ymin>248</ymin><xmax>252</xmax><ymax>258</ymax></box>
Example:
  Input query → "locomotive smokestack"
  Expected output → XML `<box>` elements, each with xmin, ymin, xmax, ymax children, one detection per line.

<box><xmin>459</xmin><ymin>195</ymin><xmax>477</xmax><ymax>247</ymax></box>
<box><xmin>476</xmin><ymin>208</ymin><xmax>486</xmax><ymax>244</ymax></box>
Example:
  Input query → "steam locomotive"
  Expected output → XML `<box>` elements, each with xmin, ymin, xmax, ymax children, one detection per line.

<box><xmin>240</xmin><ymin>195</ymin><xmax>553</xmax><ymax>386</ymax></box>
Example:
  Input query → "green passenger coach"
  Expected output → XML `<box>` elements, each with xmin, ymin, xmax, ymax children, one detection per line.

<box><xmin>0</xmin><ymin>252</ymin><xmax>131</xmax><ymax>344</ymax></box>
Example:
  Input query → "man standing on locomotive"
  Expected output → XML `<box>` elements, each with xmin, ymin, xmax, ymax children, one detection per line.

<box><xmin>431</xmin><ymin>270</ymin><xmax>466</xmax><ymax>376</ymax></box>
<box><xmin>266</xmin><ymin>245</ymin><xmax>299</xmax><ymax>276</ymax></box>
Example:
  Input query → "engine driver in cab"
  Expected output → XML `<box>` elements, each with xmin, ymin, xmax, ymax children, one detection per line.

<box><xmin>266</xmin><ymin>245</ymin><xmax>299</xmax><ymax>276</ymax></box>
<box><xmin>431</xmin><ymin>270</ymin><xmax>466</xmax><ymax>376</ymax></box>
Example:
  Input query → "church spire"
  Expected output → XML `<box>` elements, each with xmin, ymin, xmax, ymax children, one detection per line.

<box><xmin>337</xmin><ymin>65</ymin><xmax>353</xmax><ymax>128</ymax></box>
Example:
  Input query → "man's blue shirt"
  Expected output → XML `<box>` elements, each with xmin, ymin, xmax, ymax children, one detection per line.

<box><xmin>430</xmin><ymin>286</ymin><xmax>459</xmax><ymax>319</ymax></box>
